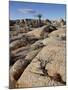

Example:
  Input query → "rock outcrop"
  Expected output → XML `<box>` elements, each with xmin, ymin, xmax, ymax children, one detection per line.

<box><xmin>9</xmin><ymin>19</ymin><xmax>66</xmax><ymax>88</ymax></box>
<box><xmin>16</xmin><ymin>34</ymin><xmax>66</xmax><ymax>88</ymax></box>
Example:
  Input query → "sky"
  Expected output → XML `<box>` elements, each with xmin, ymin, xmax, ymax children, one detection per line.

<box><xmin>9</xmin><ymin>1</ymin><xmax>66</xmax><ymax>20</ymax></box>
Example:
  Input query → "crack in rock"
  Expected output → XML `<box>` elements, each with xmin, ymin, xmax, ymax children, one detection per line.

<box><xmin>31</xmin><ymin>57</ymin><xmax>66</xmax><ymax>85</ymax></box>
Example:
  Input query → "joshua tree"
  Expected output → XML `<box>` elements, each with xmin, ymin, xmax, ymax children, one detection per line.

<box><xmin>36</xmin><ymin>14</ymin><xmax>42</xmax><ymax>27</ymax></box>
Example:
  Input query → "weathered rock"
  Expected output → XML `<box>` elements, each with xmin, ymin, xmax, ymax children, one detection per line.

<box><xmin>10</xmin><ymin>46</ymin><xmax>30</xmax><ymax>65</ymax></box>
<box><xmin>42</xmin><ymin>37</ymin><xmax>66</xmax><ymax>47</ymax></box>
<box><xmin>16</xmin><ymin>36</ymin><xmax>66</xmax><ymax>88</ymax></box>
<box><xmin>12</xmin><ymin>40</ymin><xmax>44</xmax><ymax>54</ymax></box>
<box><xmin>10</xmin><ymin>40</ymin><xmax>27</xmax><ymax>50</ymax></box>
<box><xmin>30</xmin><ymin>40</ymin><xmax>45</xmax><ymax>50</ymax></box>
<box><xmin>26</xmin><ymin>25</ymin><xmax>57</xmax><ymax>39</ymax></box>
<box><xmin>25</xmin><ymin>49</ymin><xmax>41</xmax><ymax>61</ymax></box>
<box><xmin>10</xmin><ymin>34</ymin><xmax>25</xmax><ymax>42</ymax></box>
<box><xmin>9</xmin><ymin>19</ymin><xmax>66</xmax><ymax>88</ymax></box>
<box><xmin>9</xmin><ymin>49</ymin><xmax>42</xmax><ymax>88</ymax></box>
<box><xmin>9</xmin><ymin>59</ymin><xmax>30</xmax><ymax>88</ymax></box>
<box><xmin>26</xmin><ymin>26</ymin><xmax>46</xmax><ymax>39</ymax></box>
<box><xmin>38</xmin><ymin>45</ymin><xmax>65</xmax><ymax>82</ymax></box>
<box><xmin>48</xmin><ymin>27</ymin><xmax>66</xmax><ymax>40</ymax></box>
<box><xmin>10</xmin><ymin>41</ymin><xmax>44</xmax><ymax>65</ymax></box>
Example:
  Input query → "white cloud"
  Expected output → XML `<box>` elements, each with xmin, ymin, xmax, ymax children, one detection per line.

<box><xmin>18</xmin><ymin>8</ymin><xmax>36</xmax><ymax>14</ymax></box>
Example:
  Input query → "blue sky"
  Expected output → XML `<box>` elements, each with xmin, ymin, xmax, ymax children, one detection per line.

<box><xmin>9</xmin><ymin>1</ymin><xmax>66</xmax><ymax>20</ymax></box>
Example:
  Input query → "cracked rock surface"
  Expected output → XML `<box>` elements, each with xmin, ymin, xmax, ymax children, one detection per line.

<box><xmin>16</xmin><ymin>42</ymin><xmax>65</xmax><ymax>87</ymax></box>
